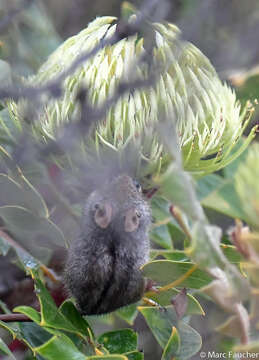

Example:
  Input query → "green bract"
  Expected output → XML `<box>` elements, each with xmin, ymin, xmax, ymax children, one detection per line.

<box><xmin>235</xmin><ymin>142</ymin><xmax>259</xmax><ymax>231</ymax></box>
<box><xmin>9</xmin><ymin>16</ymin><xmax>256</xmax><ymax>179</ymax></box>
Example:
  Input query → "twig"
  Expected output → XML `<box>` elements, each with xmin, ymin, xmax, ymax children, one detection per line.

<box><xmin>0</xmin><ymin>314</ymin><xmax>31</xmax><ymax>322</ymax></box>
<box><xmin>0</xmin><ymin>0</ymin><xmax>163</xmax><ymax>103</ymax></box>
<box><xmin>0</xmin><ymin>0</ymin><xmax>34</xmax><ymax>34</ymax></box>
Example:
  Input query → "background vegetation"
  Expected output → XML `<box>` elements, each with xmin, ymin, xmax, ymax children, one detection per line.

<box><xmin>0</xmin><ymin>0</ymin><xmax>259</xmax><ymax>359</ymax></box>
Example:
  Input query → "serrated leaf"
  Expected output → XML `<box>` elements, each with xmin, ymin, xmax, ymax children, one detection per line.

<box><xmin>142</xmin><ymin>260</ymin><xmax>212</xmax><ymax>289</ymax></box>
<box><xmin>0</xmin><ymin>206</ymin><xmax>65</xmax><ymax>263</ymax></box>
<box><xmin>162</xmin><ymin>326</ymin><xmax>180</xmax><ymax>360</ymax></box>
<box><xmin>98</xmin><ymin>329</ymin><xmax>137</xmax><ymax>354</ymax></box>
<box><xmin>139</xmin><ymin>307</ymin><xmax>202</xmax><ymax>359</ymax></box>
<box><xmin>0</xmin><ymin>336</ymin><xmax>16</xmax><ymax>360</ymax></box>
<box><xmin>34</xmin><ymin>333</ymin><xmax>87</xmax><ymax>360</ymax></box>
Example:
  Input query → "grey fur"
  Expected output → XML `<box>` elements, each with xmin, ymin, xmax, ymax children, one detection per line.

<box><xmin>64</xmin><ymin>175</ymin><xmax>151</xmax><ymax>315</ymax></box>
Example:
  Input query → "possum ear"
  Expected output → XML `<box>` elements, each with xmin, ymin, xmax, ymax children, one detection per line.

<box><xmin>124</xmin><ymin>208</ymin><xmax>141</xmax><ymax>232</ymax></box>
<box><xmin>94</xmin><ymin>202</ymin><xmax>113</xmax><ymax>229</ymax></box>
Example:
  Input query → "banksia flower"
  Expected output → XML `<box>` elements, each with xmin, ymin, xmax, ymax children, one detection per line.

<box><xmin>8</xmin><ymin>15</ymin><xmax>256</xmax><ymax>181</ymax></box>
<box><xmin>235</xmin><ymin>142</ymin><xmax>259</xmax><ymax>231</ymax></box>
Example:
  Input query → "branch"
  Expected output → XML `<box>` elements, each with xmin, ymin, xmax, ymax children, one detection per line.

<box><xmin>0</xmin><ymin>0</ymin><xmax>163</xmax><ymax>103</ymax></box>
<box><xmin>0</xmin><ymin>0</ymin><xmax>33</xmax><ymax>34</ymax></box>
<box><xmin>0</xmin><ymin>313</ymin><xmax>31</xmax><ymax>322</ymax></box>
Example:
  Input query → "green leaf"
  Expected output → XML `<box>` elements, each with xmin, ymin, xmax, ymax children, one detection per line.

<box><xmin>124</xmin><ymin>351</ymin><xmax>143</xmax><ymax>360</ymax></box>
<box><xmin>150</xmin><ymin>225</ymin><xmax>172</xmax><ymax>250</ymax></box>
<box><xmin>221</xmin><ymin>244</ymin><xmax>242</xmax><ymax>263</ymax></box>
<box><xmin>162</xmin><ymin>326</ymin><xmax>180</xmax><ymax>360</ymax></box>
<box><xmin>0</xmin><ymin>336</ymin><xmax>16</xmax><ymax>360</ymax></box>
<box><xmin>0</xmin><ymin>235</ymin><xmax>11</xmax><ymax>255</ymax></box>
<box><xmin>13</xmin><ymin>306</ymin><xmax>41</xmax><ymax>324</ymax></box>
<box><xmin>142</xmin><ymin>260</ymin><xmax>212</xmax><ymax>289</ymax></box>
<box><xmin>34</xmin><ymin>333</ymin><xmax>87</xmax><ymax>360</ymax></box>
<box><xmin>33</xmin><ymin>279</ymin><xmax>83</xmax><ymax>336</ymax></box>
<box><xmin>0</xmin><ymin>206</ymin><xmax>65</xmax><ymax>263</ymax></box>
<box><xmin>139</xmin><ymin>307</ymin><xmax>201</xmax><ymax>359</ymax></box>
<box><xmin>146</xmin><ymin>289</ymin><xmax>205</xmax><ymax>316</ymax></box>
<box><xmin>19</xmin><ymin>322</ymin><xmax>52</xmax><ymax>349</ymax></box>
<box><xmin>0</xmin><ymin>173</ymin><xmax>48</xmax><ymax>217</ymax></box>
<box><xmin>157</xmin><ymin>164</ymin><xmax>206</xmax><ymax>223</ymax></box>
<box><xmin>98</xmin><ymin>329</ymin><xmax>137</xmax><ymax>354</ymax></box>
<box><xmin>59</xmin><ymin>300</ymin><xmax>93</xmax><ymax>338</ymax></box>
<box><xmin>0</xmin><ymin>319</ymin><xmax>20</xmax><ymax>338</ymax></box>
<box><xmin>150</xmin><ymin>250</ymin><xmax>188</xmax><ymax>262</ymax></box>
<box><xmin>86</xmin><ymin>356</ymin><xmax>128</xmax><ymax>359</ymax></box>
<box><xmin>116</xmin><ymin>304</ymin><xmax>139</xmax><ymax>325</ymax></box>
<box><xmin>201</xmin><ymin>179</ymin><xmax>249</xmax><ymax>222</ymax></box>
<box><xmin>196</xmin><ymin>174</ymin><xmax>224</xmax><ymax>200</ymax></box>
<box><xmin>0</xmin><ymin>60</ymin><xmax>12</xmax><ymax>86</ymax></box>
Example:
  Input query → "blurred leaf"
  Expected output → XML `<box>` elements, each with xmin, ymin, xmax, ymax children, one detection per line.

<box><xmin>161</xmin><ymin>327</ymin><xmax>180</xmax><ymax>360</ymax></box>
<box><xmin>34</xmin><ymin>333</ymin><xmax>86</xmax><ymax>360</ymax></box>
<box><xmin>98</xmin><ymin>329</ymin><xmax>137</xmax><ymax>354</ymax></box>
<box><xmin>0</xmin><ymin>173</ymin><xmax>48</xmax><ymax>217</ymax></box>
<box><xmin>188</xmin><ymin>223</ymin><xmax>224</xmax><ymax>269</ymax></box>
<box><xmin>0</xmin><ymin>235</ymin><xmax>11</xmax><ymax>255</ymax></box>
<box><xmin>221</xmin><ymin>244</ymin><xmax>242</xmax><ymax>264</ymax></box>
<box><xmin>142</xmin><ymin>260</ymin><xmax>212</xmax><ymax>289</ymax></box>
<box><xmin>86</xmin><ymin>356</ymin><xmax>128</xmax><ymax>359</ymax></box>
<box><xmin>0</xmin><ymin>206</ymin><xmax>65</xmax><ymax>263</ymax></box>
<box><xmin>156</xmin><ymin>164</ymin><xmax>206</xmax><ymax>223</ymax></box>
<box><xmin>0</xmin><ymin>60</ymin><xmax>12</xmax><ymax>86</ymax></box>
<box><xmin>150</xmin><ymin>250</ymin><xmax>188</xmax><ymax>262</ymax></box>
<box><xmin>124</xmin><ymin>351</ymin><xmax>143</xmax><ymax>360</ymax></box>
<box><xmin>196</xmin><ymin>174</ymin><xmax>224</xmax><ymax>200</ymax></box>
<box><xmin>146</xmin><ymin>289</ymin><xmax>205</xmax><ymax>316</ymax></box>
<box><xmin>139</xmin><ymin>307</ymin><xmax>202</xmax><ymax>359</ymax></box>
<box><xmin>171</xmin><ymin>288</ymin><xmax>188</xmax><ymax>319</ymax></box>
<box><xmin>150</xmin><ymin>225</ymin><xmax>172</xmax><ymax>249</ymax></box>
<box><xmin>234</xmin><ymin>342</ymin><xmax>259</xmax><ymax>352</ymax></box>
<box><xmin>216</xmin><ymin>314</ymin><xmax>249</xmax><ymax>339</ymax></box>
<box><xmin>0</xmin><ymin>108</ymin><xmax>20</xmax><ymax>146</ymax></box>
<box><xmin>116</xmin><ymin>304</ymin><xmax>138</xmax><ymax>325</ymax></box>
<box><xmin>0</xmin><ymin>336</ymin><xmax>16</xmax><ymax>359</ymax></box>
<box><xmin>121</xmin><ymin>2</ymin><xmax>137</xmax><ymax>19</ymax></box>
<box><xmin>1</xmin><ymin>0</ymin><xmax>61</xmax><ymax>75</ymax></box>
<box><xmin>201</xmin><ymin>180</ymin><xmax>250</xmax><ymax>222</ymax></box>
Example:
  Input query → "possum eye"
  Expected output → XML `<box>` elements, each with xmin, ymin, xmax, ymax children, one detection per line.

<box><xmin>133</xmin><ymin>179</ymin><xmax>142</xmax><ymax>193</ymax></box>
<box><xmin>124</xmin><ymin>208</ymin><xmax>141</xmax><ymax>232</ymax></box>
<box><xmin>94</xmin><ymin>202</ymin><xmax>113</xmax><ymax>229</ymax></box>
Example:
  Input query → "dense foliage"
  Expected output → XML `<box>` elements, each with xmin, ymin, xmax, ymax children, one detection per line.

<box><xmin>0</xmin><ymin>1</ymin><xmax>259</xmax><ymax>359</ymax></box>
